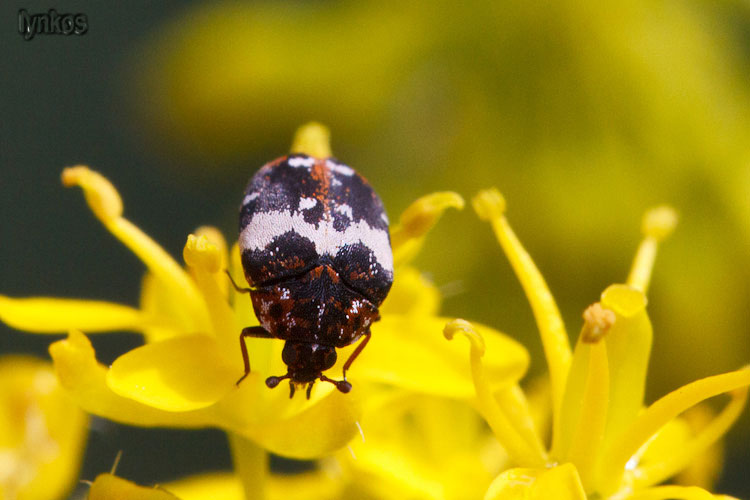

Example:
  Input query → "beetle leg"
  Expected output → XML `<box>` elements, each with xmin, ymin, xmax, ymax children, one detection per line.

<box><xmin>306</xmin><ymin>381</ymin><xmax>315</xmax><ymax>399</ymax></box>
<box><xmin>225</xmin><ymin>270</ymin><xmax>255</xmax><ymax>294</ymax></box>
<box><xmin>342</xmin><ymin>331</ymin><xmax>372</xmax><ymax>381</ymax></box>
<box><xmin>236</xmin><ymin>326</ymin><xmax>274</xmax><ymax>385</ymax></box>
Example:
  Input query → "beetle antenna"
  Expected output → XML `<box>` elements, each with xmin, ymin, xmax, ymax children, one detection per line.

<box><xmin>225</xmin><ymin>270</ymin><xmax>255</xmax><ymax>294</ymax></box>
<box><xmin>265</xmin><ymin>374</ymin><xmax>290</xmax><ymax>389</ymax></box>
<box><xmin>320</xmin><ymin>374</ymin><xmax>352</xmax><ymax>393</ymax></box>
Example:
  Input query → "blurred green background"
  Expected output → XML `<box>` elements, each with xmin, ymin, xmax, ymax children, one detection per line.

<box><xmin>2</xmin><ymin>1</ymin><xmax>749</xmax><ymax>497</ymax></box>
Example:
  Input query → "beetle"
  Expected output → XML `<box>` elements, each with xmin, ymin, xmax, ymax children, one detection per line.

<box><xmin>231</xmin><ymin>153</ymin><xmax>393</xmax><ymax>398</ymax></box>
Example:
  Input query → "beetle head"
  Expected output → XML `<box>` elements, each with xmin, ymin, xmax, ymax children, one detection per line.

<box><xmin>265</xmin><ymin>341</ymin><xmax>351</xmax><ymax>398</ymax></box>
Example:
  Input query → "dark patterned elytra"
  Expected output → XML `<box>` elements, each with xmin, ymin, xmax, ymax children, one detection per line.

<box><xmin>235</xmin><ymin>154</ymin><xmax>393</xmax><ymax>398</ymax></box>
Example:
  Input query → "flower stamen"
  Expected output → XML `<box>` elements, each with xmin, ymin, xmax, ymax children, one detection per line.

<box><xmin>444</xmin><ymin>319</ymin><xmax>548</xmax><ymax>467</ymax></box>
<box><xmin>581</xmin><ymin>303</ymin><xmax>616</xmax><ymax>344</ymax></box>
<box><xmin>473</xmin><ymin>188</ymin><xmax>571</xmax><ymax>426</ymax></box>
<box><xmin>391</xmin><ymin>192</ymin><xmax>465</xmax><ymax>265</ymax></box>
<box><xmin>62</xmin><ymin>165</ymin><xmax>211</xmax><ymax>334</ymax></box>
<box><xmin>627</xmin><ymin>206</ymin><xmax>678</xmax><ymax>294</ymax></box>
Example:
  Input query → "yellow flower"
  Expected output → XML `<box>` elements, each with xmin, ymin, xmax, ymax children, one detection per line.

<box><xmin>0</xmin><ymin>124</ymin><xmax>531</xmax><ymax>499</ymax></box>
<box><xmin>0</xmin><ymin>356</ymin><xmax>88</xmax><ymax>500</ymax></box>
<box><xmin>336</xmin><ymin>389</ymin><xmax>512</xmax><ymax>500</ymax></box>
<box><xmin>443</xmin><ymin>189</ymin><xmax>750</xmax><ymax>500</ymax></box>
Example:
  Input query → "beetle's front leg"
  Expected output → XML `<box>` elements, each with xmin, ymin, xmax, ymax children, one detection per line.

<box><xmin>237</xmin><ymin>326</ymin><xmax>274</xmax><ymax>385</ymax></box>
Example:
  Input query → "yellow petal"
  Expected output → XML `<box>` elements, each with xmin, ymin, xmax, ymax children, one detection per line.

<box><xmin>87</xmin><ymin>474</ymin><xmax>180</xmax><ymax>500</ymax></box>
<box><xmin>224</xmin><ymin>433</ymin><xmax>345</xmax><ymax>500</ymax></box>
<box><xmin>183</xmin><ymin>234</ymin><xmax>239</xmax><ymax>362</ymax></box>
<box><xmin>530</xmin><ymin>463</ymin><xmax>587</xmax><ymax>500</ymax></box>
<box><xmin>191</xmin><ymin>226</ymin><xmax>229</xmax><ymax>295</ymax></box>
<box><xmin>390</xmin><ymin>191</ymin><xmax>465</xmax><ymax>265</ymax></box>
<box><xmin>351</xmin><ymin>315</ymin><xmax>529</xmax><ymax>398</ymax></box>
<box><xmin>183</xmin><ymin>234</ymin><xmax>223</xmax><ymax>274</ymax></box>
<box><xmin>379</xmin><ymin>266</ymin><xmax>441</xmax><ymax>316</ymax></box>
<box><xmin>62</xmin><ymin>165</ymin><xmax>210</xmax><ymax>334</ymax></box>
<box><xmin>484</xmin><ymin>464</ymin><xmax>586</xmax><ymax>500</ymax></box>
<box><xmin>554</xmin><ymin>304</ymin><xmax>615</xmax><ymax>464</ymax></box>
<box><xmin>633</xmin><ymin>388</ymin><xmax>747</xmax><ymax>490</ymax></box>
<box><xmin>49</xmin><ymin>331</ymin><xmax>213</xmax><ymax>428</ymax></box>
<box><xmin>107</xmin><ymin>335</ymin><xmax>236</xmax><ymax>412</ymax></box>
<box><xmin>0</xmin><ymin>295</ymin><xmax>151</xmax><ymax>333</ymax></box>
<box><xmin>0</xmin><ymin>356</ymin><xmax>88</xmax><ymax>500</ymax></box>
<box><xmin>140</xmin><ymin>273</ymin><xmax>192</xmax><ymax>342</ymax></box>
<box><xmin>61</xmin><ymin>166</ymin><xmax>122</xmax><ymax>220</ymax></box>
<box><xmin>485</xmin><ymin>468</ymin><xmax>542</xmax><ymax>500</ymax></box>
<box><xmin>346</xmin><ymin>445</ymin><xmax>446</xmax><ymax>500</ymax></box>
<box><xmin>268</xmin><ymin>468</ymin><xmax>345</xmax><ymax>500</ymax></box>
<box><xmin>602</xmin><ymin>367</ymin><xmax>750</xmax><ymax>495</ymax></box>
<box><xmin>165</xmin><ymin>470</ymin><xmax>346</xmax><ymax>500</ymax></box>
<box><xmin>599</xmin><ymin>286</ymin><xmax>652</xmax><ymax>454</ymax></box>
<box><xmin>626</xmin><ymin>485</ymin><xmax>734</xmax><ymax>500</ymax></box>
<box><xmin>562</xmin><ymin>341</ymin><xmax>610</xmax><ymax>491</ymax></box>
<box><xmin>162</xmin><ymin>473</ymin><xmax>243</xmax><ymax>500</ymax></box>
<box><xmin>290</xmin><ymin>122</ymin><xmax>332</xmax><ymax>159</ymax></box>
<box><xmin>230</xmin><ymin>388</ymin><xmax>363</xmax><ymax>459</ymax></box>
<box><xmin>673</xmin><ymin>404</ymin><xmax>725</xmax><ymax>490</ymax></box>
<box><xmin>169</xmin><ymin>470</ymin><xmax>345</xmax><ymax>500</ymax></box>
<box><xmin>345</xmin><ymin>392</ymin><xmax>503</xmax><ymax>500</ymax></box>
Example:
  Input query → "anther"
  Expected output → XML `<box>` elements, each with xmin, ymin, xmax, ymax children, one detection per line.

<box><xmin>581</xmin><ymin>303</ymin><xmax>616</xmax><ymax>343</ymax></box>
<box><xmin>642</xmin><ymin>205</ymin><xmax>678</xmax><ymax>242</ymax></box>
<box><xmin>472</xmin><ymin>188</ymin><xmax>506</xmax><ymax>221</ymax></box>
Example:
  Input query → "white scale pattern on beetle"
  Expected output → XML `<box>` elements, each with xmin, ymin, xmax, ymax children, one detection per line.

<box><xmin>335</xmin><ymin>203</ymin><xmax>353</xmax><ymax>219</ymax></box>
<box><xmin>287</xmin><ymin>157</ymin><xmax>316</xmax><ymax>168</ymax></box>
<box><xmin>239</xmin><ymin>209</ymin><xmax>394</xmax><ymax>273</ymax></box>
<box><xmin>243</xmin><ymin>192</ymin><xmax>259</xmax><ymax>205</ymax></box>
<box><xmin>325</xmin><ymin>159</ymin><xmax>355</xmax><ymax>176</ymax></box>
<box><xmin>298</xmin><ymin>197</ymin><xmax>318</xmax><ymax>210</ymax></box>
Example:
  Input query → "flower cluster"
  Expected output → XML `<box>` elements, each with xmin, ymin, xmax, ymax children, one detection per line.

<box><xmin>1</xmin><ymin>125</ymin><xmax>747</xmax><ymax>499</ymax></box>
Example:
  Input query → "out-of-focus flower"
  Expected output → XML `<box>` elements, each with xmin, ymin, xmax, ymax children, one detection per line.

<box><xmin>337</xmin><ymin>390</ymin><xmax>510</xmax><ymax>500</ymax></box>
<box><xmin>86</xmin><ymin>474</ymin><xmax>180</xmax><ymax>500</ymax></box>
<box><xmin>0</xmin><ymin>356</ymin><xmax>88</xmax><ymax>500</ymax></box>
<box><xmin>86</xmin><ymin>466</ymin><xmax>345</xmax><ymax>500</ymax></box>
<box><xmin>438</xmin><ymin>189</ymin><xmax>750</xmax><ymax>500</ymax></box>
